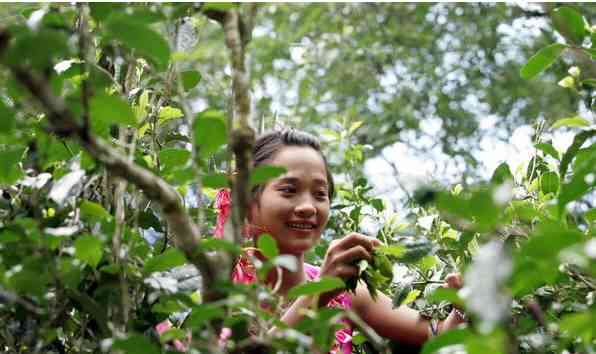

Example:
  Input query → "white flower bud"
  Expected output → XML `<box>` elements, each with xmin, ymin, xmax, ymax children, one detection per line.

<box><xmin>568</xmin><ymin>66</ymin><xmax>580</xmax><ymax>77</ymax></box>
<box><xmin>558</xmin><ymin>76</ymin><xmax>575</xmax><ymax>89</ymax></box>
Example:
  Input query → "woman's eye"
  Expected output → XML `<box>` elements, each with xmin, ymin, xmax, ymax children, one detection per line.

<box><xmin>315</xmin><ymin>191</ymin><xmax>328</xmax><ymax>200</ymax></box>
<box><xmin>279</xmin><ymin>187</ymin><xmax>296</xmax><ymax>194</ymax></box>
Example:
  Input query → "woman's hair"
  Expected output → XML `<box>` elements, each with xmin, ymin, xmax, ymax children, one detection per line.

<box><xmin>252</xmin><ymin>128</ymin><xmax>335</xmax><ymax>199</ymax></box>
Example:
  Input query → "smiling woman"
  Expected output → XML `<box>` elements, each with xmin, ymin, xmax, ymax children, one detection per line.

<box><xmin>204</xmin><ymin>128</ymin><xmax>467</xmax><ymax>353</ymax></box>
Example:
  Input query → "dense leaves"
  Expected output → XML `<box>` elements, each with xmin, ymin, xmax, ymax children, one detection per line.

<box><xmin>0</xmin><ymin>3</ymin><xmax>593</xmax><ymax>354</ymax></box>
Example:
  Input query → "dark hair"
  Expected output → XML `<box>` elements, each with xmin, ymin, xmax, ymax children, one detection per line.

<box><xmin>252</xmin><ymin>128</ymin><xmax>335</xmax><ymax>199</ymax></box>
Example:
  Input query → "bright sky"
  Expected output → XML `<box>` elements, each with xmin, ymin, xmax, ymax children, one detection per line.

<box><xmin>363</xmin><ymin>119</ymin><xmax>577</xmax><ymax>209</ymax></box>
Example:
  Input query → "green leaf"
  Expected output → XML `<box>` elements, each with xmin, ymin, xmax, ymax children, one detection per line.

<box><xmin>183</xmin><ymin>305</ymin><xmax>225</xmax><ymax>328</ymax></box>
<box><xmin>421</xmin><ymin>328</ymin><xmax>471</xmax><ymax>354</ymax></box>
<box><xmin>582</xmin><ymin>78</ymin><xmax>596</xmax><ymax>87</ymax></box>
<box><xmin>74</xmin><ymin>234</ymin><xmax>103</xmax><ymax>268</ymax></box>
<box><xmin>250</xmin><ymin>165</ymin><xmax>287</xmax><ymax>186</ymax></box>
<box><xmin>90</xmin><ymin>93</ymin><xmax>136</xmax><ymax>136</ymax></box>
<box><xmin>558</xmin><ymin>150</ymin><xmax>596</xmax><ymax>211</ymax></box>
<box><xmin>193</xmin><ymin>110</ymin><xmax>227</xmax><ymax>157</ymax></box>
<box><xmin>520</xmin><ymin>224</ymin><xmax>583</xmax><ymax>259</ymax></box>
<box><xmin>400</xmin><ymin>289</ymin><xmax>421</xmax><ymax>305</ymax></box>
<box><xmin>181</xmin><ymin>70</ymin><xmax>201</xmax><ymax>91</ymax></box>
<box><xmin>159</xmin><ymin>328</ymin><xmax>188</xmax><ymax>343</ymax></box>
<box><xmin>520</xmin><ymin>43</ymin><xmax>567</xmax><ymax>80</ymax></box>
<box><xmin>143</xmin><ymin>248</ymin><xmax>187</xmax><ymax>274</ymax></box>
<box><xmin>551</xmin><ymin>116</ymin><xmax>590</xmax><ymax>129</ymax></box>
<box><xmin>202</xmin><ymin>173</ymin><xmax>229</xmax><ymax>188</ymax></box>
<box><xmin>151</xmin><ymin>299</ymin><xmax>186</xmax><ymax>314</ymax></box>
<box><xmin>200</xmin><ymin>238</ymin><xmax>241</xmax><ymax>254</ymax></box>
<box><xmin>585</xmin><ymin>208</ymin><xmax>596</xmax><ymax>224</ymax></box>
<box><xmin>202</xmin><ymin>3</ymin><xmax>238</xmax><ymax>11</ymax></box>
<box><xmin>540</xmin><ymin>171</ymin><xmax>560</xmax><ymax>195</ymax></box>
<box><xmin>7</xmin><ymin>29</ymin><xmax>70</xmax><ymax>70</ymax></box>
<box><xmin>158</xmin><ymin>148</ymin><xmax>191</xmax><ymax>173</ymax></box>
<box><xmin>511</xmin><ymin>222</ymin><xmax>583</xmax><ymax>294</ymax></box>
<box><xmin>158</xmin><ymin>106</ymin><xmax>184</xmax><ymax>125</ymax></box>
<box><xmin>436</xmin><ymin>189</ymin><xmax>498</xmax><ymax>232</ymax></box>
<box><xmin>80</xmin><ymin>200</ymin><xmax>112</xmax><ymax>222</ymax></box>
<box><xmin>0</xmin><ymin>100</ymin><xmax>16</xmax><ymax>133</ymax></box>
<box><xmin>376</xmin><ymin>245</ymin><xmax>405</xmax><ymax>258</ymax></box>
<box><xmin>371</xmin><ymin>198</ymin><xmax>384</xmax><ymax>212</ymax></box>
<box><xmin>257</xmin><ymin>234</ymin><xmax>279</xmax><ymax>259</ymax></box>
<box><xmin>0</xmin><ymin>147</ymin><xmax>24</xmax><ymax>185</ymax></box>
<box><xmin>559</xmin><ymin>130</ymin><xmax>596</xmax><ymax>179</ymax></box>
<box><xmin>112</xmin><ymin>334</ymin><xmax>160</xmax><ymax>354</ymax></box>
<box><xmin>392</xmin><ymin>284</ymin><xmax>412</xmax><ymax>307</ymax></box>
<box><xmin>105</xmin><ymin>15</ymin><xmax>170</xmax><ymax>71</ymax></box>
<box><xmin>89</xmin><ymin>3</ymin><xmax>114</xmax><ymax>22</ymax></box>
<box><xmin>552</xmin><ymin>7</ymin><xmax>587</xmax><ymax>45</ymax></box>
<box><xmin>490</xmin><ymin>162</ymin><xmax>513</xmax><ymax>184</ymax></box>
<box><xmin>10</xmin><ymin>268</ymin><xmax>49</xmax><ymax>297</ymax></box>
<box><xmin>559</xmin><ymin>309</ymin><xmax>595</xmax><ymax>343</ymax></box>
<box><xmin>348</xmin><ymin>121</ymin><xmax>364</xmax><ymax>135</ymax></box>
<box><xmin>535</xmin><ymin>143</ymin><xmax>560</xmax><ymax>160</ymax></box>
<box><xmin>427</xmin><ymin>288</ymin><xmax>464</xmax><ymax>307</ymax></box>
<box><xmin>59</xmin><ymin>257</ymin><xmax>83</xmax><ymax>289</ymax></box>
<box><xmin>287</xmin><ymin>276</ymin><xmax>345</xmax><ymax>299</ymax></box>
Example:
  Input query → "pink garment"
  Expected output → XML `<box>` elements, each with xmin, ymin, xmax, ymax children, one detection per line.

<box><xmin>214</xmin><ymin>188</ymin><xmax>232</xmax><ymax>238</ymax></box>
<box><xmin>303</xmin><ymin>263</ymin><xmax>353</xmax><ymax>354</ymax></box>
<box><xmin>232</xmin><ymin>262</ymin><xmax>353</xmax><ymax>353</ymax></box>
<box><xmin>155</xmin><ymin>320</ymin><xmax>189</xmax><ymax>352</ymax></box>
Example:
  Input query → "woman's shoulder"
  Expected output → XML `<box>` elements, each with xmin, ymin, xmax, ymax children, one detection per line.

<box><xmin>304</xmin><ymin>263</ymin><xmax>352</xmax><ymax>309</ymax></box>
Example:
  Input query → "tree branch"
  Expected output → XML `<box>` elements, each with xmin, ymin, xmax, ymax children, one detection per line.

<box><xmin>0</xmin><ymin>28</ymin><xmax>229</xmax><ymax>304</ymax></box>
<box><xmin>220</xmin><ymin>9</ymin><xmax>256</xmax><ymax>245</ymax></box>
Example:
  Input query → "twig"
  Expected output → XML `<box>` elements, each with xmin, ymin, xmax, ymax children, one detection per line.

<box><xmin>0</xmin><ymin>288</ymin><xmax>44</xmax><ymax>316</ymax></box>
<box><xmin>112</xmin><ymin>127</ymin><xmax>132</xmax><ymax>332</ymax></box>
<box><xmin>76</xmin><ymin>3</ymin><xmax>91</xmax><ymax>140</ymax></box>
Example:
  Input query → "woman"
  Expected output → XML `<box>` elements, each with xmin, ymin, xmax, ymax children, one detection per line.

<box><xmin>213</xmin><ymin>128</ymin><xmax>466</xmax><ymax>353</ymax></box>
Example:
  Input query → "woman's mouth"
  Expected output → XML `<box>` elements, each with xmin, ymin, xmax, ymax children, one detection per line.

<box><xmin>287</xmin><ymin>223</ymin><xmax>315</xmax><ymax>230</ymax></box>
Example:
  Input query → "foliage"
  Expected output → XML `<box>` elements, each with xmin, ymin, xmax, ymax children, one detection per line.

<box><xmin>0</xmin><ymin>3</ymin><xmax>593</xmax><ymax>354</ymax></box>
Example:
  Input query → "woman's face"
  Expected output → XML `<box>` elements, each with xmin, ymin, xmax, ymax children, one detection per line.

<box><xmin>248</xmin><ymin>145</ymin><xmax>331</xmax><ymax>256</ymax></box>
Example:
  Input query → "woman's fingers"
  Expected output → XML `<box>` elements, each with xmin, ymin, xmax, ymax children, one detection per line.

<box><xmin>334</xmin><ymin>232</ymin><xmax>379</xmax><ymax>252</ymax></box>
<box><xmin>443</xmin><ymin>273</ymin><xmax>463</xmax><ymax>289</ymax></box>
<box><xmin>321</xmin><ymin>233</ymin><xmax>381</xmax><ymax>279</ymax></box>
<box><xmin>335</xmin><ymin>264</ymin><xmax>359</xmax><ymax>278</ymax></box>
<box><xmin>335</xmin><ymin>245</ymin><xmax>372</xmax><ymax>264</ymax></box>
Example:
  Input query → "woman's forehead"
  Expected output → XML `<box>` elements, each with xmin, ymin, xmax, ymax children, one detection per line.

<box><xmin>269</xmin><ymin>146</ymin><xmax>328</xmax><ymax>179</ymax></box>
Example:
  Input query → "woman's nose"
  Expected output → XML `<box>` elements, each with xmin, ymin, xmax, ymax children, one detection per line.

<box><xmin>295</xmin><ymin>198</ymin><xmax>317</xmax><ymax>217</ymax></box>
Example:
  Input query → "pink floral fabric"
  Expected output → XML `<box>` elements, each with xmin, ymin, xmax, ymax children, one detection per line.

<box><xmin>213</xmin><ymin>188</ymin><xmax>257</xmax><ymax>284</ymax></box>
<box><xmin>154</xmin><ymin>320</ymin><xmax>189</xmax><ymax>352</ymax></box>
<box><xmin>214</xmin><ymin>188</ymin><xmax>232</xmax><ymax>238</ymax></box>
<box><xmin>304</xmin><ymin>263</ymin><xmax>353</xmax><ymax>354</ymax></box>
<box><xmin>232</xmin><ymin>262</ymin><xmax>353</xmax><ymax>353</ymax></box>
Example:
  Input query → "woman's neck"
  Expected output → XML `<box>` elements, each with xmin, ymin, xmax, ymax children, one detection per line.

<box><xmin>263</xmin><ymin>253</ymin><xmax>307</xmax><ymax>296</ymax></box>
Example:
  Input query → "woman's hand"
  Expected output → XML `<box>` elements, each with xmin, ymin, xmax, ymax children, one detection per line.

<box><xmin>318</xmin><ymin>233</ymin><xmax>381</xmax><ymax>304</ymax></box>
<box><xmin>441</xmin><ymin>272</ymin><xmax>467</xmax><ymax>325</ymax></box>
<box><xmin>442</xmin><ymin>273</ymin><xmax>463</xmax><ymax>290</ymax></box>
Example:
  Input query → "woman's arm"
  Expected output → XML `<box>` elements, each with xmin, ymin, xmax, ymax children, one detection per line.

<box><xmin>352</xmin><ymin>273</ymin><xmax>466</xmax><ymax>346</ymax></box>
